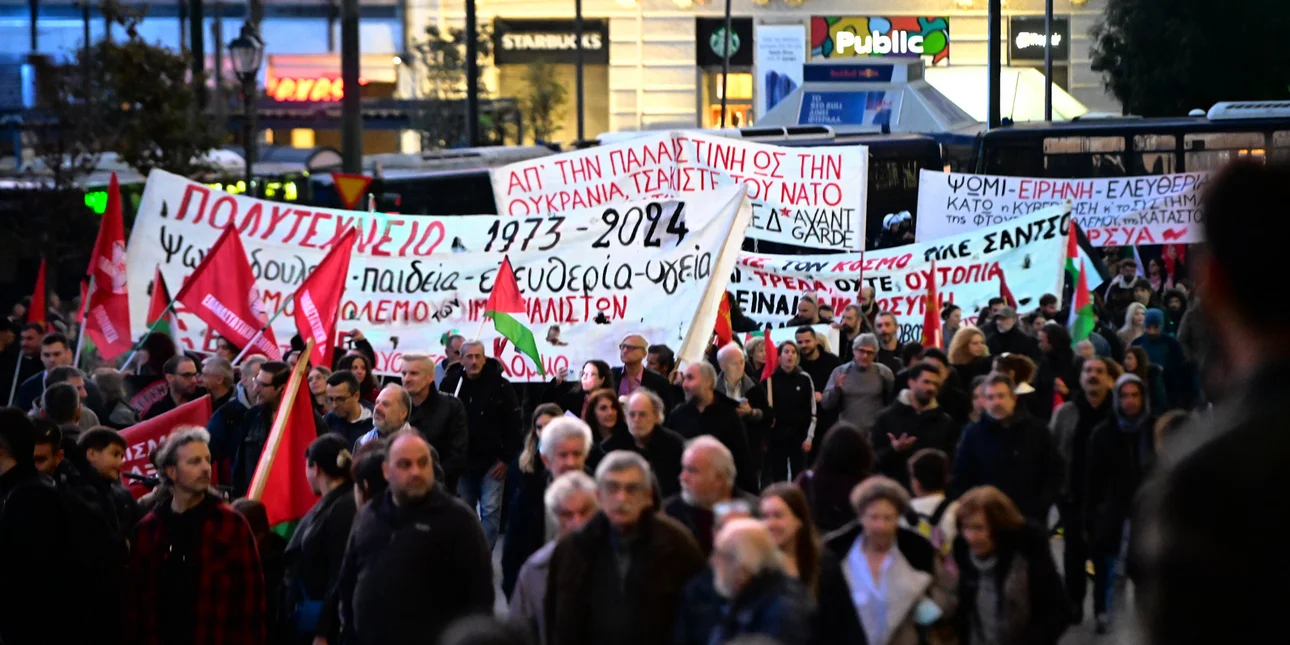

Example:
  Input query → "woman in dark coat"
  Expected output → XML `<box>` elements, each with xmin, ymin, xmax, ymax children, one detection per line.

<box><xmin>794</xmin><ymin>421</ymin><xmax>875</xmax><ymax>535</ymax></box>
<box><xmin>283</xmin><ymin>434</ymin><xmax>358</xmax><ymax>644</ymax></box>
<box><xmin>765</xmin><ymin>340</ymin><xmax>816</xmax><ymax>484</ymax></box>
<box><xmin>542</xmin><ymin>360</ymin><xmax>614</xmax><ymax>418</ymax></box>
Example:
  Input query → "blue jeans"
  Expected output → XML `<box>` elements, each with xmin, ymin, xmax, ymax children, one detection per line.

<box><xmin>458</xmin><ymin>470</ymin><xmax>504</xmax><ymax>551</ymax></box>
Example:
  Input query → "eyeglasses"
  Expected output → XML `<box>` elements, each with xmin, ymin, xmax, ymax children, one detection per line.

<box><xmin>326</xmin><ymin>393</ymin><xmax>355</xmax><ymax>404</ymax></box>
<box><xmin>599</xmin><ymin>480</ymin><xmax>647</xmax><ymax>495</ymax></box>
<box><xmin>854</xmin><ymin>348</ymin><xmax>877</xmax><ymax>356</ymax></box>
<box><xmin>619</xmin><ymin>344</ymin><xmax>646</xmax><ymax>351</ymax></box>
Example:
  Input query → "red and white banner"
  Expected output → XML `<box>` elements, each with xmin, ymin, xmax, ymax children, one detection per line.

<box><xmin>84</xmin><ymin>174</ymin><xmax>134</xmax><ymax>358</ymax></box>
<box><xmin>293</xmin><ymin>228</ymin><xmax>358</xmax><ymax>369</ymax></box>
<box><xmin>915</xmin><ymin>169</ymin><xmax>1208</xmax><ymax>247</ymax></box>
<box><xmin>119</xmin><ymin>395</ymin><xmax>214</xmax><ymax>498</ymax></box>
<box><xmin>173</xmin><ymin>224</ymin><xmax>282</xmax><ymax>359</ymax></box>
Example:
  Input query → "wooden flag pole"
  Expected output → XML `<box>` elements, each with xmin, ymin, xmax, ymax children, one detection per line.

<box><xmin>247</xmin><ymin>339</ymin><xmax>314</xmax><ymax>501</ymax></box>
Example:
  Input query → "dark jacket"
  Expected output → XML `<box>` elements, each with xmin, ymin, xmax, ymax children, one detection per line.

<box><xmin>333</xmin><ymin>486</ymin><xmax>494</xmax><ymax>645</ymax></box>
<box><xmin>1132</xmin><ymin>333</ymin><xmax>1193</xmax><ymax>409</ymax></box>
<box><xmin>662</xmin><ymin>489</ymin><xmax>761</xmax><ymax>556</ymax></box>
<box><xmin>231</xmin><ymin>402</ymin><xmax>328</xmax><ymax>497</ymax></box>
<box><xmin>440</xmin><ymin>358</ymin><xmax>522</xmax><ymax>474</ymax></box>
<box><xmin>675</xmin><ymin>568</ymin><xmax>723</xmax><ymax>645</ymax></box>
<box><xmin>952</xmin><ymin>525</ymin><xmax>1068</xmax><ymax>645</ymax></box>
<box><xmin>876</xmin><ymin>344</ymin><xmax>905</xmax><ymax>375</ymax></box>
<box><xmin>612</xmin><ymin>365</ymin><xmax>675</xmax><ymax>410</ymax></box>
<box><xmin>543</xmin><ymin>379</ymin><xmax>591</xmax><ymax>417</ymax></box>
<box><xmin>501</xmin><ymin>462</ymin><xmax>551</xmax><ymax>599</ymax></box>
<box><xmin>766</xmin><ymin>368</ymin><xmax>816</xmax><ymax>447</ymax></box>
<box><xmin>872</xmin><ymin>390</ymin><xmax>960</xmax><ymax>491</ymax></box>
<box><xmin>16</xmin><ymin>371</ymin><xmax>105</xmax><ymax>418</ymax></box>
<box><xmin>800</xmin><ymin>351</ymin><xmax>842</xmax><ymax>396</ymax></box>
<box><xmin>951</xmin><ymin>410</ymin><xmax>1063</xmax><ymax>522</ymax></box>
<box><xmin>207</xmin><ymin>397</ymin><xmax>249</xmax><ymax>484</ymax></box>
<box><xmin>987</xmin><ymin>325</ymin><xmax>1042</xmax><ymax>363</ymax></box>
<box><xmin>65</xmin><ymin>464</ymin><xmax>143</xmax><ymax>554</ymax></box>
<box><xmin>1086</xmin><ymin>415</ymin><xmax>1155</xmax><ymax>554</ymax></box>
<box><xmin>602</xmin><ymin>426</ymin><xmax>686</xmax><ymax>499</ymax></box>
<box><xmin>124</xmin><ymin>494</ymin><xmax>267</xmax><ymax>645</ymax></box>
<box><xmin>142</xmin><ymin>392</ymin><xmax>186</xmax><ymax>420</ymax></box>
<box><xmin>283</xmin><ymin>481</ymin><xmax>357</xmax><ymax>636</ymax></box>
<box><xmin>408</xmin><ymin>382</ymin><xmax>469</xmax><ymax>486</ymax></box>
<box><xmin>666</xmin><ymin>392</ymin><xmax>759</xmax><ymax>494</ymax></box>
<box><xmin>323</xmin><ymin>406</ymin><xmax>374</xmax><ymax>445</ymax></box>
<box><xmin>545</xmin><ymin>511</ymin><xmax>705</xmax><ymax>645</ymax></box>
<box><xmin>709</xmin><ymin>571</ymin><xmax>815</xmax><ymax>645</ymax></box>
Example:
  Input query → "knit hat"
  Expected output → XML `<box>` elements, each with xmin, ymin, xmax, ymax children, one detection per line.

<box><xmin>1113</xmin><ymin>373</ymin><xmax>1151</xmax><ymax>431</ymax></box>
<box><xmin>1145</xmin><ymin>308</ymin><xmax>1165</xmax><ymax>329</ymax></box>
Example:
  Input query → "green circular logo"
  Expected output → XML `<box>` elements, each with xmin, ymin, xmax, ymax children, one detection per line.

<box><xmin>710</xmin><ymin>27</ymin><xmax>741</xmax><ymax>57</ymax></box>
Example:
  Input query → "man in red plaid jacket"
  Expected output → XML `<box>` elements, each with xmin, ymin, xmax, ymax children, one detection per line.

<box><xmin>124</xmin><ymin>426</ymin><xmax>267</xmax><ymax>645</ymax></box>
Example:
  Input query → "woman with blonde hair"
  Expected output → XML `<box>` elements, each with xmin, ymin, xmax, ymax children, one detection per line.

<box><xmin>953</xmin><ymin>486</ymin><xmax>1069</xmax><ymax>645</ymax></box>
<box><xmin>1118</xmin><ymin>302</ymin><xmax>1148</xmax><ymax>347</ymax></box>
<box><xmin>949</xmin><ymin>326</ymin><xmax>993</xmax><ymax>383</ymax></box>
<box><xmin>743</xmin><ymin>336</ymin><xmax>767</xmax><ymax>379</ymax></box>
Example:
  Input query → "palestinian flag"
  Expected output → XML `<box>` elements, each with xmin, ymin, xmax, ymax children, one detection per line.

<box><xmin>147</xmin><ymin>265</ymin><xmax>178</xmax><ymax>337</ymax></box>
<box><xmin>486</xmin><ymin>256</ymin><xmax>544</xmax><ymax>378</ymax></box>
<box><xmin>248</xmin><ymin>344</ymin><xmax>320</xmax><ymax>533</ymax></box>
<box><xmin>1068</xmin><ymin>258</ymin><xmax>1096</xmax><ymax>346</ymax></box>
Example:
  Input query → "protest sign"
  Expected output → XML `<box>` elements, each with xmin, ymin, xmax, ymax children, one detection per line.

<box><xmin>127</xmin><ymin>171</ymin><xmax>752</xmax><ymax>380</ymax></box>
<box><xmin>490</xmin><ymin>131</ymin><xmax>868</xmax><ymax>251</ymax></box>
<box><xmin>120</xmin><ymin>395</ymin><xmax>213</xmax><ymax>498</ymax></box>
<box><xmin>915</xmin><ymin>170</ymin><xmax>1207</xmax><ymax>247</ymax></box>
<box><xmin>733</xmin><ymin>205</ymin><xmax>1070</xmax><ymax>344</ymax></box>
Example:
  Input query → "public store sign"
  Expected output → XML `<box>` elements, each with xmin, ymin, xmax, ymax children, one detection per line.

<box><xmin>127</xmin><ymin>171</ymin><xmax>752</xmax><ymax>379</ymax></box>
<box><xmin>1009</xmin><ymin>16</ymin><xmax>1070</xmax><ymax>62</ymax></box>
<box><xmin>915</xmin><ymin>170</ymin><xmax>1208</xmax><ymax>247</ymax></box>
<box><xmin>493</xmin><ymin>18</ymin><xmax>610</xmax><ymax>65</ymax></box>
<box><xmin>490</xmin><ymin>131</ymin><xmax>869</xmax><ymax>252</ymax></box>
<box><xmin>811</xmin><ymin>16</ymin><xmax>951</xmax><ymax>66</ymax></box>
<box><xmin>733</xmin><ymin>205</ymin><xmax>1070</xmax><ymax>342</ymax></box>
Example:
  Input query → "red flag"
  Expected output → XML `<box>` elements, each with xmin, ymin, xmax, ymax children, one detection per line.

<box><xmin>147</xmin><ymin>266</ymin><xmax>170</xmax><ymax>326</ymax></box>
<box><xmin>249</xmin><ymin>358</ymin><xmax>320</xmax><ymax>526</ymax></box>
<box><xmin>921</xmin><ymin>261</ymin><xmax>943</xmax><ymax>349</ymax></box>
<box><xmin>760</xmin><ymin>324</ymin><xmax>778</xmax><ymax>382</ymax></box>
<box><xmin>175</xmin><ymin>224</ymin><xmax>281</xmax><ymax>359</ymax></box>
<box><xmin>293</xmin><ymin>228</ymin><xmax>357</xmax><ymax>369</ymax></box>
<box><xmin>84</xmin><ymin>173</ymin><xmax>133</xmax><ymax>359</ymax></box>
<box><xmin>714</xmin><ymin>292</ymin><xmax>733</xmax><ymax>347</ymax></box>
<box><xmin>486</xmin><ymin>256</ymin><xmax>526</xmax><ymax>314</ymax></box>
<box><xmin>119</xmin><ymin>395</ymin><xmax>214</xmax><ymax>499</ymax></box>
<box><xmin>999</xmin><ymin>269</ymin><xmax>1019</xmax><ymax>310</ymax></box>
<box><xmin>28</xmin><ymin>259</ymin><xmax>46</xmax><ymax>329</ymax></box>
<box><xmin>75</xmin><ymin>280</ymin><xmax>87</xmax><ymax>324</ymax></box>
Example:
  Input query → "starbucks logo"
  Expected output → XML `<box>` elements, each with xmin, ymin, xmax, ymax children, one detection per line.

<box><xmin>709</xmin><ymin>27</ymin><xmax>741</xmax><ymax>57</ymax></box>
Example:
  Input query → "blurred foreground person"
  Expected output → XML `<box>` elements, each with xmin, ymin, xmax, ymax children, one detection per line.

<box><xmin>708</xmin><ymin>518</ymin><xmax>813</xmax><ymax>645</ymax></box>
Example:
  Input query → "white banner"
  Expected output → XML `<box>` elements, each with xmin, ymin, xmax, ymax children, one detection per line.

<box><xmin>743</xmin><ymin>324</ymin><xmax>840</xmax><ymax>354</ymax></box>
<box><xmin>915</xmin><ymin>170</ymin><xmax>1207</xmax><ymax>247</ymax></box>
<box><xmin>755</xmin><ymin>24</ymin><xmax>807</xmax><ymax>119</ymax></box>
<box><xmin>734</xmin><ymin>205</ymin><xmax>1070</xmax><ymax>344</ymax></box>
<box><xmin>127</xmin><ymin>171</ymin><xmax>752</xmax><ymax>380</ymax></box>
<box><xmin>491</xmin><ymin>131</ymin><xmax>868</xmax><ymax>251</ymax></box>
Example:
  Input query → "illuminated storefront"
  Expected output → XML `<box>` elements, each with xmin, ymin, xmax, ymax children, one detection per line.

<box><xmin>262</xmin><ymin>54</ymin><xmax>402</xmax><ymax>153</ymax></box>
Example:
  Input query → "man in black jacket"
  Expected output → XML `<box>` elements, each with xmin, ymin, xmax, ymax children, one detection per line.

<box><xmin>332</xmin><ymin>431</ymin><xmax>494</xmax><ymax>645</ymax></box>
<box><xmin>986</xmin><ymin>306</ymin><xmax>1042</xmax><ymax>362</ymax></box>
<box><xmin>400</xmin><ymin>353</ymin><xmax>468</xmax><ymax>490</ymax></box>
<box><xmin>440</xmin><ymin>341</ymin><xmax>522</xmax><ymax>551</ymax></box>
<box><xmin>613</xmin><ymin>333</ymin><xmax>674</xmax><ymax>409</ymax></box>
<box><xmin>142</xmin><ymin>355</ymin><xmax>200</xmax><ymax>420</ymax></box>
<box><xmin>230</xmin><ymin>361</ymin><xmax>327</xmax><ymax>496</ymax></box>
<box><xmin>951</xmin><ymin>373</ymin><xmax>1063</xmax><ymax>523</ymax></box>
<box><xmin>665</xmin><ymin>361</ymin><xmax>758</xmax><ymax>494</ymax></box>
<box><xmin>604</xmin><ymin>389</ymin><xmax>686</xmax><ymax>498</ymax></box>
<box><xmin>873</xmin><ymin>312</ymin><xmax>906</xmax><ymax>373</ymax></box>
<box><xmin>15</xmin><ymin>332</ymin><xmax>105</xmax><ymax>418</ymax></box>
<box><xmin>872</xmin><ymin>362</ymin><xmax>959</xmax><ymax>492</ymax></box>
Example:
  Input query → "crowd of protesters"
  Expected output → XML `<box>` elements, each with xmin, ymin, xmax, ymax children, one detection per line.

<box><xmin>0</xmin><ymin>160</ymin><xmax>1283</xmax><ymax>645</ymax></box>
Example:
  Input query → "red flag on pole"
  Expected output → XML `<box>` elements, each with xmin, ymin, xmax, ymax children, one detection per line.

<box><xmin>28</xmin><ymin>259</ymin><xmax>47</xmax><ymax>329</ymax></box>
<box><xmin>119</xmin><ymin>395</ymin><xmax>214</xmax><ymax>499</ymax></box>
<box><xmin>760</xmin><ymin>324</ymin><xmax>778</xmax><ymax>382</ymax></box>
<box><xmin>921</xmin><ymin>261</ymin><xmax>943</xmax><ymax>349</ymax></box>
<box><xmin>175</xmin><ymin>224</ymin><xmax>281</xmax><ymax>359</ymax></box>
<box><xmin>999</xmin><ymin>269</ymin><xmax>1019</xmax><ymax>310</ymax></box>
<box><xmin>249</xmin><ymin>344</ymin><xmax>320</xmax><ymax>526</ymax></box>
<box><xmin>714</xmin><ymin>292</ymin><xmax>734</xmax><ymax>347</ymax></box>
<box><xmin>293</xmin><ymin>228</ymin><xmax>357</xmax><ymax>369</ymax></box>
<box><xmin>75</xmin><ymin>280</ymin><xmax>87</xmax><ymax>324</ymax></box>
<box><xmin>84</xmin><ymin>173</ymin><xmax>134</xmax><ymax>359</ymax></box>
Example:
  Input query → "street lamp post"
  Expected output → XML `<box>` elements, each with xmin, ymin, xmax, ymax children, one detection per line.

<box><xmin>229</xmin><ymin>25</ymin><xmax>265</xmax><ymax>197</ymax></box>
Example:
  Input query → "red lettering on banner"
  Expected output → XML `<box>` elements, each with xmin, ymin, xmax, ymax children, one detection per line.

<box><xmin>176</xmin><ymin>184</ymin><xmax>211</xmax><ymax>222</ymax></box>
<box><xmin>239</xmin><ymin>203</ymin><xmax>263</xmax><ymax>236</ymax></box>
<box><xmin>300</xmin><ymin>212</ymin><xmax>333</xmax><ymax>248</ymax></box>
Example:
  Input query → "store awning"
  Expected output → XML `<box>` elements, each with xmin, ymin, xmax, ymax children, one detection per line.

<box><xmin>924</xmin><ymin>66</ymin><xmax>1088</xmax><ymax>123</ymax></box>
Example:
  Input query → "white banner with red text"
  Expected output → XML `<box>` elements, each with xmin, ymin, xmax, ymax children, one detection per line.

<box><xmin>915</xmin><ymin>169</ymin><xmax>1207</xmax><ymax>247</ymax></box>
<box><xmin>126</xmin><ymin>170</ymin><xmax>752</xmax><ymax>380</ymax></box>
<box><xmin>490</xmin><ymin>131</ymin><xmax>868</xmax><ymax>251</ymax></box>
<box><xmin>732</xmin><ymin>205</ymin><xmax>1070</xmax><ymax>344</ymax></box>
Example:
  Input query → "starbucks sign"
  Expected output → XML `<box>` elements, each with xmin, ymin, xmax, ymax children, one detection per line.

<box><xmin>696</xmin><ymin>18</ymin><xmax>754</xmax><ymax>67</ymax></box>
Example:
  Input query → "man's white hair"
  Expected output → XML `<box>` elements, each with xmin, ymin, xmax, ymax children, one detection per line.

<box><xmin>716</xmin><ymin>343</ymin><xmax>745</xmax><ymax>367</ymax></box>
<box><xmin>684</xmin><ymin>435</ymin><xmax>736</xmax><ymax>483</ymax></box>
<box><xmin>544</xmin><ymin>470</ymin><xmax>598</xmax><ymax>518</ymax></box>
<box><xmin>539</xmin><ymin>417</ymin><xmax>594</xmax><ymax>459</ymax></box>
<box><xmin>595</xmin><ymin>449</ymin><xmax>652</xmax><ymax>483</ymax></box>
<box><xmin>717</xmin><ymin>518</ymin><xmax>785</xmax><ymax>575</ymax></box>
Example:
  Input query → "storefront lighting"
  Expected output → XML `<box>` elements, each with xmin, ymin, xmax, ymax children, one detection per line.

<box><xmin>392</xmin><ymin>55</ymin><xmax>402</xmax><ymax>66</ymax></box>
<box><xmin>615</xmin><ymin>0</ymin><xmax>637</xmax><ymax>7</ymax></box>
<box><xmin>954</xmin><ymin>0</ymin><xmax>974</xmax><ymax>7</ymax></box>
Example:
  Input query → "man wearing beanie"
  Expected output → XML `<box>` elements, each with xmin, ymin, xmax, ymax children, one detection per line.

<box><xmin>1132</xmin><ymin>309</ymin><xmax>1192</xmax><ymax>409</ymax></box>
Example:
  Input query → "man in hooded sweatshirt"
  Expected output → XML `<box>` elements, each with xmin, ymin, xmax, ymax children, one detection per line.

<box><xmin>871</xmin><ymin>362</ymin><xmax>959</xmax><ymax>492</ymax></box>
<box><xmin>1132</xmin><ymin>309</ymin><xmax>1192</xmax><ymax>409</ymax></box>
<box><xmin>1086</xmin><ymin>373</ymin><xmax>1155</xmax><ymax>634</ymax></box>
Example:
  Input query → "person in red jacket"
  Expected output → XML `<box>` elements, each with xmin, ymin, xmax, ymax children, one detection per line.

<box><xmin>124</xmin><ymin>425</ymin><xmax>266</xmax><ymax>645</ymax></box>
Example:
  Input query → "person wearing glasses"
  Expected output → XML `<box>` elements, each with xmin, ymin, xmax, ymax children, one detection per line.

<box><xmin>142</xmin><ymin>355</ymin><xmax>202</xmax><ymax>420</ymax></box>
<box><xmin>612</xmin><ymin>333</ymin><xmax>675</xmax><ymax>410</ymax></box>
<box><xmin>822</xmin><ymin>334</ymin><xmax>896</xmax><ymax>437</ymax></box>
<box><xmin>546</xmin><ymin>450</ymin><xmax>704</xmax><ymax>645</ymax></box>
<box><xmin>323</xmin><ymin>370</ymin><xmax>374</xmax><ymax>444</ymax></box>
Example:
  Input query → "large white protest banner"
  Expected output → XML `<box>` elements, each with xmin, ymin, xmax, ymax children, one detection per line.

<box><xmin>915</xmin><ymin>169</ymin><xmax>1207</xmax><ymax>247</ymax></box>
<box><xmin>733</xmin><ymin>205</ymin><xmax>1070</xmax><ymax>344</ymax></box>
<box><xmin>491</xmin><ymin>131</ymin><xmax>868</xmax><ymax>251</ymax></box>
<box><xmin>127</xmin><ymin>170</ymin><xmax>752</xmax><ymax>380</ymax></box>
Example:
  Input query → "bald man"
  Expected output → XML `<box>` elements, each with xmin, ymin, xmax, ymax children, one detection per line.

<box><xmin>331</xmin><ymin>431</ymin><xmax>494</xmax><ymax>645</ymax></box>
<box><xmin>708</xmin><ymin>519</ymin><xmax>812</xmax><ymax>644</ymax></box>
<box><xmin>612</xmin><ymin>333</ymin><xmax>674</xmax><ymax>409</ymax></box>
<box><xmin>665</xmin><ymin>362</ymin><xmax>758</xmax><ymax>493</ymax></box>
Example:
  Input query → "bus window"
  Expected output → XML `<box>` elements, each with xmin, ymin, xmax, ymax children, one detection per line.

<box><xmin>1269</xmin><ymin>131</ymin><xmax>1290</xmax><ymax>163</ymax></box>
<box><xmin>1184</xmin><ymin>132</ymin><xmax>1266</xmax><ymax>171</ymax></box>
<box><xmin>1042</xmin><ymin>136</ymin><xmax>1127</xmax><ymax>178</ymax></box>
<box><xmin>984</xmin><ymin>143</ymin><xmax>1042</xmax><ymax>175</ymax></box>
<box><xmin>1133</xmin><ymin>134</ymin><xmax>1177</xmax><ymax>175</ymax></box>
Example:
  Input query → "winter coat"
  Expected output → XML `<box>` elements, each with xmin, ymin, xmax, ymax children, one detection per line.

<box><xmin>231</xmin><ymin>402</ymin><xmax>328</xmax><ymax>497</ymax></box>
<box><xmin>796</xmin><ymin>468</ymin><xmax>869</xmax><ymax>536</ymax></box>
<box><xmin>1049</xmin><ymin>395</ymin><xmax>1112</xmax><ymax>500</ymax></box>
<box><xmin>612</xmin><ymin>365</ymin><xmax>676</xmax><ymax>410</ymax></box>
<box><xmin>716</xmin><ymin>372</ymin><xmax>773</xmax><ymax>454</ymax></box>
<box><xmin>511</xmin><ymin>541</ymin><xmax>557</xmax><ymax>645</ymax></box>
<box><xmin>502</xmin><ymin>462</ymin><xmax>551</xmax><ymax>599</ymax></box>
<box><xmin>1132</xmin><ymin>333</ymin><xmax>1193</xmax><ymax>409</ymax></box>
<box><xmin>675</xmin><ymin>568</ymin><xmax>724</xmax><ymax>645</ymax></box>
<box><xmin>408</xmin><ymin>382</ymin><xmax>470</xmax><ymax>486</ymax></box>
<box><xmin>543</xmin><ymin>378</ymin><xmax>592</xmax><ymax>417</ymax></box>
<box><xmin>951</xmin><ymin>411</ymin><xmax>1063</xmax><ymax>523</ymax></box>
<box><xmin>819</xmin><ymin>522</ymin><xmax>957</xmax><ymax>645</ymax></box>
<box><xmin>545</xmin><ymin>511</ymin><xmax>705</xmax><ymax>645</ymax></box>
<box><xmin>952</xmin><ymin>356</ymin><xmax>995</xmax><ymax>387</ymax></box>
<box><xmin>207</xmin><ymin>397</ymin><xmax>249</xmax><ymax>484</ymax></box>
<box><xmin>283</xmin><ymin>481</ymin><xmax>357</xmax><ymax>635</ymax></box>
<box><xmin>602</xmin><ymin>425</ymin><xmax>686</xmax><ymax>499</ymax></box>
<box><xmin>872</xmin><ymin>389</ymin><xmax>960</xmax><ymax>491</ymax></box>
<box><xmin>324</xmin><ymin>406</ymin><xmax>374</xmax><ymax>445</ymax></box>
<box><xmin>821</xmin><ymin>361</ymin><xmax>896</xmax><ymax>435</ymax></box>
<box><xmin>663</xmin><ymin>489</ymin><xmax>762</xmax><ymax>556</ymax></box>
<box><xmin>666</xmin><ymin>392</ymin><xmax>759</xmax><ymax>494</ymax></box>
<box><xmin>333</xmin><ymin>486</ymin><xmax>494</xmax><ymax>645</ymax></box>
<box><xmin>440</xmin><ymin>358</ymin><xmax>523</xmax><ymax>474</ymax></box>
<box><xmin>124</xmin><ymin>494</ymin><xmax>267</xmax><ymax>645</ymax></box>
<box><xmin>951</xmin><ymin>525</ymin><xmax>1068</xmax><ymax>645</ymax></box>
<box><xmin>65</xmin><ymin>465</ymin><xmax>143</xmax><ymax>553</ymax></box>
<box><xmin>766</xmin><ymin>368</ymin><xmax>817</xmax><ymax>448</ymax></box>
<box><xmin>1086</xmin><ymin>415</ymin><xmax>1155</xmax><ymax>554</ymax></box>
<box><xmin>709</xmin><ymin>571</ymin><xmax>815</xmax><ymax>645</ymax></box>
<box><xmin>986</xmin><ymin>326</ymin><xmax>1042</xmax><ymax>363</ymax></box>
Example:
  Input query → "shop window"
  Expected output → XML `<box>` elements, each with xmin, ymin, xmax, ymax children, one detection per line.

<box><xmin>1270</xmin><ymin>131</ymin><xmax>1290</xmax><ymax>163</ymax></box>
<box><xmin>1133</xmin><ymin>134</ymin><xmax>1177</xmax><ymax>175</ymax></box>
<box><xmin>1043</xmin><ymin>136</ymin><xmax>1126</xmax><ymax>178</ymax></box>
<box><xmin>702</xmin><ymin>71</ymin><xmax>753</xmax><ymax>128</ymax></box>
<box><xmin>1184</xmin><ymin>131</ymin><xmax>1266</xmax><ymax>171</ymax></box>
<box><xmin>291</xmin><ymin>129</ymin><xmax>316</xmax><ymax>149</ymax></box>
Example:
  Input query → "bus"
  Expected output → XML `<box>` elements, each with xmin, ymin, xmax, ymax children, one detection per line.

<box><xmin>975</xmin><ymin>101</ymin><xmax>1290</xmax><ymax>178</ymax></box>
